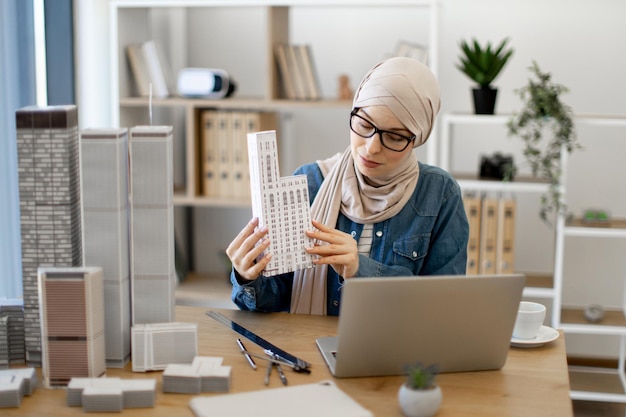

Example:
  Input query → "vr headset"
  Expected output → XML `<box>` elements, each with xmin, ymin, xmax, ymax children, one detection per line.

<box><xmin>176</xmin><ymin>68</ymin><xmax>237</xmax><ymax>99</ymax></box>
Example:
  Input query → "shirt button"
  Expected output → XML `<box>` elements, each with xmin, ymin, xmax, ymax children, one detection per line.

<box><xmin>376</xmin><ymin>231</ymin><xmax>383</xmax><ymax>237</ymax></box>
<box><xmin>412</xmin><ymin>251</ymin><xmax>418</xmax><ymax>258</ymax></box>
<box><xmin>351</xmin><ymin>231</ymin><xmax>356</xmax><ymax>237</ymax></box>
<box><xmin>333</xmin><ymin>300</ymin><xmax>339</xmax><ymax>307</ymax></box>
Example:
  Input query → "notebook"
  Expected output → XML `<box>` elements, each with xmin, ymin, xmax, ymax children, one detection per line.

<box><xmin>189</xmin><ymin>380</ymin><xmax>373</xmax><ymax>417</ymax></box>
<box><xmin>316</xmin><ymin>274</ymin><xmax>526</xmax><ymax>378</ymax></box>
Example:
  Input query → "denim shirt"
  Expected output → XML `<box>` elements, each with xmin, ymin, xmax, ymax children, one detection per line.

<box><xmin>231</xmin><ymin>161</ymin><xmax>469</xmax><ymax>316</ymax></box>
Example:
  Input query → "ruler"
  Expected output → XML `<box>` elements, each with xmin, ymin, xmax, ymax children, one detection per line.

<box><xmin>206</xmin><ymin>311</ymin><xmax>311</xmax><ymax>373</ymax></box>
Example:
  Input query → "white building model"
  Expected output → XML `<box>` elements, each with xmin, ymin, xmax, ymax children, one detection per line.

<box><xmin>247</xmin><ymin>130</ymin><xmax>314</xmax><ymax>276</ymax></box>
<box><xmin>80</xmin><ymin>128</ymin><xmax>132</xmax><ymax>368</ymax></box>
<box><xmin>129</xmin><ymin>126</ymin><xmax>176</xmax><ymax>325</ymax></box>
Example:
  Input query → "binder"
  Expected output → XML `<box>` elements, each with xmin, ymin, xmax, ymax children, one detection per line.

<box><xmin>216</xmin><ymin>111</ymin><xmax>234</xmax><ymax>198</ymax></box>
<box><xmin>230</xmin><ymin>111</ymin><xmax>248</xmax><ymax>199</ymax></box>
<box><xmin>496</xmin><ymin>197</ymin><xmax>516</xmax><ymax>274</ymax></box>
<box><xmin>463</xmin><ymin>195</ymin><xmax>482</xmax><ymax>275</ymax></box>
<box><xmin>200</xmin><ymin>110</ymin><xmax>219</xmax><ymax>197</ymax></box>
<box><xmin>478</xmin><ymin>196</ymin><xmax>498</xmax><ymax>275</ymax></box>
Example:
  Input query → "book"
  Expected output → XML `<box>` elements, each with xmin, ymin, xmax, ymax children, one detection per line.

<box><xmin>140</xmin><ymin>40</ymin><xmax>171</xmax><ymax>98</ymax></box>
<box><xmin>285</xmin><ymin>45</ymin><xmax>307</xmax><ymax>100</ymax></box>
<box><xmin>496</xmin><ymin>197</ymin><xmax>516</xmax><ymax>274</ymax></box>
<box><xmin>274</xmin><ymin>44</ymin><xmax>297</xmax><ymax>100</ymax></box>
<box><xmin>125</xmin><ymin>44</ymin><xmax>151</xmax><ymax>97</ymax></box>
<box><xmin>463</xmin><ymin>195</ymin><xmax>482</xmax><ymax>275</ymax></box>
<box><xmin>478</xmin><ymin>196</ymin><xmax>498</xmax><ymax>275</ymax></box>
<box><xmin>200</xmin><ymin>110</ymin><xmax>219</xmax><ymax>197</ymax></box>
<box><xmin>295</xmin><ymin>44</ymin><xmax>322</xmax><ymax>100</ymax></box>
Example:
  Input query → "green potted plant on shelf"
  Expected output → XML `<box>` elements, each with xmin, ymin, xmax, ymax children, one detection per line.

<box><xmin>397</xmin><ymin>362</ymin><xmax>442</xmax><ymax>417</ymax></box>
<box><xmin>507</xmin><ymin>61</ymin><xmax>581</xmax><ymax>223</ymax></box>
<box><xmin>456</xmin><ymin>37</ymin><xmax>514</xmax><ymax>115</ymax></box>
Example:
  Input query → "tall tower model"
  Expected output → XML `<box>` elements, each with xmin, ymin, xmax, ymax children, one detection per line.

<box><xmin>15</xmin><ymin>105</ymin><xmax>82</xmax><ymax>365</ymax></box>
<box><xmin>247</xmin><ymin>130</ymin><xmax>314</xmax><ymax>276</ymax></box>
<box><xmin>38</xmin><ymin>267</ymin><xmax>106</xmax><ymax>388</ymax></box>
<box><xmin>80</xmin><ymin>128</ymin><xmax>132</xmax><ymax>367</ymax></box>
<box><xmin>129</xmin><ymin>126</ymin><xmax>175</xmax><ymax>324</ymax></box>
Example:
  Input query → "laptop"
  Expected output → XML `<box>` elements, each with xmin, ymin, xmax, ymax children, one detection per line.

<box><xmin>316</xmin><ymin>274</ymin><xmax>526</xmax><ymax>378</ymax></box>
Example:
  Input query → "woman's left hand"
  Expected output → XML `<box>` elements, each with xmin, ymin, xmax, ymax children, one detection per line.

<box><xmin>305</xmin><ymin>220</ymin><xmax>359</xmax><ymax>278</ymax></box>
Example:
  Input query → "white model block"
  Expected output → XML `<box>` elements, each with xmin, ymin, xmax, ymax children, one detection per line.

<box><xmin>129</xmin><ymin>126</ymin><xmax>176</xmax><ymax>325</ymax></box>
<box><xmin>81</xmin><ymin>128</ymin><xmax>132</xmax><ymax>368</ymax></box>
<box><xmin>38</xmin><ymin>267</ymin><xmax>106</xmax><ymax>388</ymax></box>
<box><xmin>131</xmin><ymin>322</ymin><xmax>197</xmax><ymax>372</ymax></box>
<box><xmin>247</xmin><ymin>130</ymin><xmax>314</xmax><ymax>276</ymax></box>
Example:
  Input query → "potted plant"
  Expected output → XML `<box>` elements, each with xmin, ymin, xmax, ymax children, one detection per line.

<box><xmin>507</xmin><ymin>61</ymin><xmax>581</xmax><ymax>223</ymax></box>
<box><xmin>398</xmin><ymin>362</ymin><xmax>442</xmax><ymax>417</ymax></box>
<box><xmin>456</xmin><ymin>38</ymin><xmax>514</xmax><ymax>114</ymax></box>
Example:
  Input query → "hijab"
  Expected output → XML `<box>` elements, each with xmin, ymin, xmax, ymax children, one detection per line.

<box><xmin>290</xmin><ymin>57</ymin><xmax>441</xmax><ymax>315</ymax></box>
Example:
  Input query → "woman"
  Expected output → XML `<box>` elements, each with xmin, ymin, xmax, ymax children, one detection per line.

<box><xmin>226</xmin><ymin>57</ymin><xmax>469</xmax><ymax>316</ymax></box>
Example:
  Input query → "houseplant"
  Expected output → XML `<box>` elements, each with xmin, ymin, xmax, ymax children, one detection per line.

<box><xmin>456</xmin><ymin>38</ymin><xmax>514</xmax><ymax>114</ymax></box>
<box><xmin>507</xmin><ymin>61</ymin><xmax>581</xmax><ymax>223</ymax></box>
<box><xmin>398</xmin><ymin>362</ymin><xmax>442</xmax><ymax>417</ymax></box>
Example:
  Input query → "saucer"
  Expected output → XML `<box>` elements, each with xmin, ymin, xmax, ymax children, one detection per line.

<box><xmin>510</xmin><ymin>325</ymin><xmax>559</xmax><ymax>348</ymax></box>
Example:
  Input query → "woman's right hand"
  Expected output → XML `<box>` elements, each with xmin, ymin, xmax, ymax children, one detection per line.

<box><xmin>225</xmin><ymin>217</ymin><xmax>272</xmax><ymax>281</ymax></box>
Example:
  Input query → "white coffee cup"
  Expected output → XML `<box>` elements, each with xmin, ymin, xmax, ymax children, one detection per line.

<box><xmin>512</xmin><ymin>301</ymin><xmax>546</xmax><ymax>340</ymax></box>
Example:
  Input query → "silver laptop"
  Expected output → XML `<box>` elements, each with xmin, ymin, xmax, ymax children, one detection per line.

<box><xmin>316</xmin><ymin>274</ymin><xmax>526</xmax><ymax>378</ymax></box>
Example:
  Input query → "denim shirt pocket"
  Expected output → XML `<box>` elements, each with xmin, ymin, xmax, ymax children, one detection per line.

<box><xmin>392</xmin><ymin>233</ymin><xmax>430</xmax><ymax>272</ymax></box>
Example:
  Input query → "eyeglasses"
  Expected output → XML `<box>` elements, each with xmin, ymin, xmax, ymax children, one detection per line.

<box><xmin>349</xmin><ymin>109</ymin><xmax>416</xmax><ymax>152</ymax></box>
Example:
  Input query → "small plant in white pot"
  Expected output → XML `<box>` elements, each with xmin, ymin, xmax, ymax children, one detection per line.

<box><xmin>398</xmin><ymin>362</ymin><xmax>442</xmax><ymax>417</ymax></box>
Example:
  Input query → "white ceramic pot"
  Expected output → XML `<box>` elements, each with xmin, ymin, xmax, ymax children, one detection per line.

<box><xmin>398</xmin><ymin>384</ymin><xmax>442</xmax><ymax>417</ymax></box>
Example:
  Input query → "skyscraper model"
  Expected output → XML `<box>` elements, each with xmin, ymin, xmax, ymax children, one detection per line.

<box><xmin>247</xmin><ymin>130</ymin><xmax>314</xmax><ymax>276</ymax></box>
<box><xmin>129</xmin><ymin>126</ymin><xmax>176</xmax><ymax>324</ymax></box>
<box><xmin>38</xmin><ymin>267</ymin><xmax>106</xmax><ymax>388</ymax></box>
<box><xmin>81</xmin><ymin>128</ymin><xmax>132</xmax><ymax>367</ymax></box>
<box><xmin>16</xmin><ymin>105</ymin><xmax>82</xmax><ymax>365</ymax></box>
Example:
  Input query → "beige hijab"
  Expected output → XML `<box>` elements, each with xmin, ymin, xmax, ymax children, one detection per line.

<box><xmin>290</xmin><ymin>57</ymin><xmax>441</xmax><ymax>315</ymax></box>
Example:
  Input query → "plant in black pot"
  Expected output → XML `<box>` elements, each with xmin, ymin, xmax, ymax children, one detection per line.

<box><xmin>457</xmin><ymin>38</ymin><xmax>514</xmax><ymax>115</ymax></box>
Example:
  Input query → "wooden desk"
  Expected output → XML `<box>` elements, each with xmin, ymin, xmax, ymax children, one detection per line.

<box><xmin>6</xmin><ymin>306</ymin><xmax>573</xmax><ymax>417</ymax></box>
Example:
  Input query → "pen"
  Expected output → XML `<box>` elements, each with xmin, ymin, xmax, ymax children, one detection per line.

<box><xmin>237</xmin><ymin>338</ymin><xmax>257</xmax><ymax>370</ymax></box>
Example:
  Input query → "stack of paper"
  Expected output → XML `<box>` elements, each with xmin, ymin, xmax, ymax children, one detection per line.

<box><xmin>82</xmin><ymin>386</ymin><xmax>124</xmax><ymax>413</ymax></box>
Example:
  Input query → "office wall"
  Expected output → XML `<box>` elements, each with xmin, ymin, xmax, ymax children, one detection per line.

<box><xmin>75</xmin><ymin>0</ymin><xmax>626</xmax><ymax>358</ymax></box>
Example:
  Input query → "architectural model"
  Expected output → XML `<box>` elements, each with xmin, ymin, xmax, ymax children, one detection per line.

<box><xmin>162</xmin><ymin>356</ymin><xmax>230</xmax><ymax>394</ymax></box>
<box><xmin>80</xmin><ymin>128</ymin><xmax>132</xmax><ymax>368</ymax></box>
<box><xmin>67</xmin><ymin>377</ymin><xmax>156</xmax><ymax>410</ymax></box>
<box><xmin>0</xmin><ymin>298</ymin><xmax>25</xmax><ymax>367</ymax></box>
<box><xmin>38</xmin><ymin>267</ymin><xmax>106</xmax><ymax>388</ymax></box>
<box><xmin>0</xmin><ymin>367</ymin><xmax>37</xmax><ymax>408</ymax></box>
<box><xmin>129</xmin><ymin>126</ymin><xmax>176</xmax><ymax>325</ymax></box>
<box><xmin>247</xmin><ymin>130</ymin><xmax>314</xmax><ymax>276</ymax></box>
<box><xmin>131</xmin><ymin>322</ymin><xmax>197</xmax><ymax>372</ymax></box>
<box><xmin>15</xmin><ymin>105</ymin><xmax>83</xmax><ymax>366</ymax></box>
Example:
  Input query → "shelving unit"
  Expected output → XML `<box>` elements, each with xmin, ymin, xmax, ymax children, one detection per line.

<box><xmin>441</xmin><ymin>111</ymin><xmax>626</xmax><ymax>405</ymax></box>
<box><xmin>109</xmin><ymin>0</ymin><xmax>440</xmax><ymax>208</ymax></box>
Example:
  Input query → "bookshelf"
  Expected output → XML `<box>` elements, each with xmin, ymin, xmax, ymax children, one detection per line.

<box><xmin>441</xmin><ymin>111</ymin><xmax>626</xmax><ymax>404</ymax></box>
<box><xmin>109</xmin><ymin>0</ymin><xmax>440</xmax><ymax>207</ymax></box>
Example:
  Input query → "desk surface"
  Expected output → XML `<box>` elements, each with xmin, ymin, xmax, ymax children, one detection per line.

<box><xmin>7</xmin><ymin>306</ymin><xmax>573</xmax><ymax>417</ymax></box>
